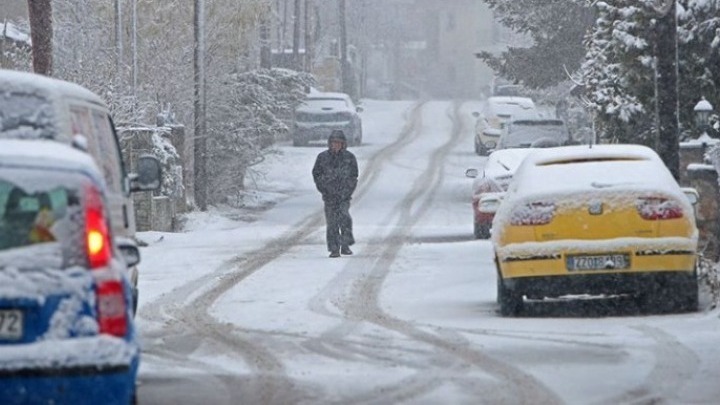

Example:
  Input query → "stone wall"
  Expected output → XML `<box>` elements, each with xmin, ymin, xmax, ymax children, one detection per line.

<box><xmin>119</xmin><ymin>125</ymin><xmax>188</xmax><ymax>232</ymax></box>
<box><xmin>680</xmin><ymin>141</ymin><xmax>720</xmax><ymax>260</ymax></box>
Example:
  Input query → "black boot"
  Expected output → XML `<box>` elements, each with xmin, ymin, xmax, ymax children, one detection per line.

<box><xmin>329</xmin><ymin>250</ymin><xmax>341</xmax><ymax>258</ymax></box>
<box><xmin>341</xmin><ymin>246</ymin><xmax>353</xmax><ymax>255</ymax></box>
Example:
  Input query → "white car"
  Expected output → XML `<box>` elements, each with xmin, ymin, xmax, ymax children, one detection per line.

<box><xmin>292</xmin><ymin>92</ymin><xmax>363</xmax><ymax>147</ymax></box>
<box><xmin>465</xmin><ymin>148</ymin><xmax>536</xmax><ymax>238</ymax></box>
<box><xmin>472</xmin><ymin>96</ymin><xmax>539</xmax><ymax>156</ymax></box>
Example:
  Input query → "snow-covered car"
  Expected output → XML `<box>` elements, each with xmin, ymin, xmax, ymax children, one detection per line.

<box><xmin>497</xmin><ymin>118</ymin><xmax>574</xmax><ymax>150</ymax></box>
<box><xmin>0</xmin><ymin>69</ymin><xmax>161</xmax><ymax>315</ymax></box>
<box><xmin>292</xmin><ymin>92</ymin><xmax>363</xmax><ymax>147</ymax></box>
<box><xmin>492</xmin><ymin>144</ymin><xmax>699</xmax><ymax>316</ymax></box>
<box><xmin>472</xmin><ymin>96</ymin><xmax>539</xmax><ymax>156</ymax></box>
<box><xmin>0</xmin><ymin>140</ymin><xmax>140</xmax><ymax>403</ymax></box>
<box><xmin>465</xmin><ymin>148</ymin><xmax>536</xmax><ymax>238</ymax></box>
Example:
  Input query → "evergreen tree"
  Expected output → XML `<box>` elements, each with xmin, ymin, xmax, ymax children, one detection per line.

<box><xmin>479</xmin><ymin>0</ymin><xmax>595</xmax><ymax>89</ymax></box>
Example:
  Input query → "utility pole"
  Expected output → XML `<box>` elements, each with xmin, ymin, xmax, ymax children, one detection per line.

<box><xmin>194</xmin><ymin>0</ymin><xmax>207</xmax><ymax>211</ymax></box>
<box><xmin>27</xmin><ymin>0</ymin><xmax>53</xmax><ymax>76</ymax></box>
<box><xmin>292</xmin><ymin>0</ymin><xmax>301</xmax><ymax>69</ymax></box>
<box><xmin>653</xmin><ymin>0</ymin><xmax>680</xmax><ymax>179</ymax></box>
<box><xmin>304</xmin><ymin>0</ymin><xmax>313</xmax><ymax>72</ymax></box>
<box><xmin>115</xmin><ymin>0</ymin><xmax>123</xmax><ymax>82</ymax></box>
<box><xmin>339</xmin><ymin>0</ymin><xmax>352</xmax><ymax>97</ymax></box>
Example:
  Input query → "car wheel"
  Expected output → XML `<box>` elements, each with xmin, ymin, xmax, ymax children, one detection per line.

<box><xmin>132</xmin><ymin>287</ymin><xmax>139</xmax><ymax>317</ymax></box>
<box><xmin>672</xmin><ymin>272</ymin><xmax>699</xmax><ymax>313</ymax></box>
<box><xmin>497</xmin><ymin>277</ymin><xmax>523</xmax><ymax>316</ymax></box>
<box><xmin>474</xmin><ymin>223</ymin><xmax>490</xmax><ymax>239</ymax></box>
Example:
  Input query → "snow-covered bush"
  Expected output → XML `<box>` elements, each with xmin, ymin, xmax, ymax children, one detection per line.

<box><xmin>205</xmin><ymin>68</ymin><xmax>314</xmax><ymax>206</ymax></box>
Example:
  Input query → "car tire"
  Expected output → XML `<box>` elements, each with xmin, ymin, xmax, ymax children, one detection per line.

<box><xmin>474</xmin><ymin>223</ymin><xmax>491</xmax><ymax>239</ymax></box>
<box><xmin>132</xmin><ymin>287</ymin><xmax>139</xmax><ymax>317</ymax></box>
<box><xmin>497</xmin><ymin>277</ymin><xmax>523</xmax><ymax>316</ymax></box>
<box><xmin>673</xmin><ymin>272</ymin><xmax>699</xmax><ymax>313</ymax></box>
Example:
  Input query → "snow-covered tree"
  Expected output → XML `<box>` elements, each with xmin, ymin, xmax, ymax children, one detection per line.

<box><xmin>579</xmin><ymin>0</ymin><xmax>657</xmax><ymax>144</ymax></box>
<box><xmin>580</xmin><ymin>0</ymin><xmax>720</xmax><ymax>144</ymax></box>
<box><xmin>205</xmin><ymin>68</ymin><xmax>314</xmax><ymax>206</ymax></box>
<box><xmin>479</xmin><ymin>0</ymin><xmax>595</xmax><ymax>89</ymax></box>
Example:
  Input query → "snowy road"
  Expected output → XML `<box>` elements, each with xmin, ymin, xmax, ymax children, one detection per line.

<box><xmin>135</xmin><ymin>100</ymin><xmax>720</xmax><ymax>404</ymax></box>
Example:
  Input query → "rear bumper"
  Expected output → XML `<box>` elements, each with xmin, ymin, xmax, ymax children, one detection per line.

<box><xmin>0</xmin><ymin>336</ymin><xmax>138</xmax><ymax>404</ymax></box>
<box><xmin>503</xmin><ymin>270</ymin><xmax>697</xmax><ymax>299</ymax></box>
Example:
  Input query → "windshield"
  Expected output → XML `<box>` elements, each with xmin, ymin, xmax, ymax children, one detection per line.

<box><xmin>301</xmin><ymin>98</ymin><xmax>350</xmax><ymax>110</ymax></box>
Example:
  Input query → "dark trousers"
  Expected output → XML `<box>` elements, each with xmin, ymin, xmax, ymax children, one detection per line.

<box><xmin>324</xmin><ymin>199</ymin><xmax>354</xmax><ymax>252</ymax></box>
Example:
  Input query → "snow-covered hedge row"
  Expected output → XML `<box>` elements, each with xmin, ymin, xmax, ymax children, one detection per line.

<box><xmin>205</xmin><ymin>68</ymin><xmax>315</xmax><ymax>206</ymax></box>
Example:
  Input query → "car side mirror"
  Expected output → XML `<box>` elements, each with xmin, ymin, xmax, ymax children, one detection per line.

<box><xmin>465</xmin><ymin>168</ymin><xmax>479</xmax><ymax>178</ymax></box>
<box><xmin>682</xmin><ymin>187</ymin><xmax>699</xmax><ymax>205</ymax></box>
<box><xmin>472</xmin><ymin>111</ymin><xmax>480</xmax><ymax>118</ymax></box>
<box><xmin>130</xmin><ymin>155</ymin><xmax>162</xmax><ymax>192</ymax></box>
<box><xmin>356</xmin><ymin>106</ymin><xmax>364</xmax><ymax>113</ymax></box>
<box><xmin>116</xmin><ymin>237</ymin><xmax>140</xmax><ymax>267</ymax></box>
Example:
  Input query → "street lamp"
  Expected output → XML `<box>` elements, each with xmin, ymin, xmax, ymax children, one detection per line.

<box><xmin>694</xmin><ymin>96</ymin><xmax>714</xmax><ymax>137</ymax></box>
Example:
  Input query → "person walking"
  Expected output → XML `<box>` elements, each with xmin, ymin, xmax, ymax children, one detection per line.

<box><xmin>312</xmin><ymin>130</ymin><xmax>358</xmax><ymax>258</ymax></box>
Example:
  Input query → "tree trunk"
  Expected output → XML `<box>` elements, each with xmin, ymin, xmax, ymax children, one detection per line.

<box><xmin>194</xmin><ymin>0</ymin><xmax>208</xmax><ymax>211</ymax></box>
<box><xmin>655</xmin><ymin>0</ymin><xmax>680</xmax><ymax>179</ymax></box>
<box><xmin>27</xmin><ymin>0</ymin><xmax>53</xmax><ymax>76</ymax></box>
<box><xmin>304</xmin><ymin>0</ymin><xmax>313</xmax><ymax>72</ymax></box>
<box><xmin>115</xmin><ymin>0</ymin><xmax>123</xmax><ymax>81</ymax></box>
<box><xmin>260</xmin><ymin>3</ymin><xmax>272</xmax><ymax>69</ymax></box>
<box><xmin>339</xmin><ymin>0</ymin><xmax>352</xmax><ymax>96</ymax></box>
<box><xmin>292</xmin><ymin>0</ymin><xmax>301</xmax><ymax>69</ymax></box>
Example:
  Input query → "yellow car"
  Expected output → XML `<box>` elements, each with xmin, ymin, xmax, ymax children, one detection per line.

<box><xmin>491</xmin><ymin>144</ymin><xmax>699</xmax><ymax>316</ymax></box>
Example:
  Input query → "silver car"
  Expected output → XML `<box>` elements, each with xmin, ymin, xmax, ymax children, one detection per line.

<box><xmin>292</xmin><ymin>92</ymin><xmax>363</xmax><ymax>147</ymax></box>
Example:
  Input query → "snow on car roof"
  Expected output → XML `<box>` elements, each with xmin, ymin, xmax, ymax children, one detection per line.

<box><xmin>511</xmin><ymin>144</ymin><xmax>683</xmax><ymax>199</ymax></box>
<box><xmin>0</xmin><ymin>139</ymin><xmax>102</xmax><ymax>178</ymax></box>
<box><xmin>484</xmin><ymin>148</ymin><xmax>536</xmax><ymax>179</ymax></box>
<box><xmin>0</xmin><ymin>69</ymin><xmax>104</xmax><ymax>106</ymax></box>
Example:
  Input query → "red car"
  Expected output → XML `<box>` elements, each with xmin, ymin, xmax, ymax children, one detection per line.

<box><xmin>465</xmin><ymin>148</ymin><xmax>535</xmax><ymax>238</ymax></box>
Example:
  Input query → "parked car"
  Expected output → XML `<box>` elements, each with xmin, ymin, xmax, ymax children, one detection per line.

<box><xmin>491</xmin><ymin>144</ymin><xmax>699</xmax><ymax>316</ymax></box>
<box><xmin>0</xmin><ymin>140</ymin><xmax>140</xmax><ymax>404</ymax></box>
<box><xmin>472</xmin><ymin>96</ymin><xmax>539</xmax><ymax>156</ymax></box>
<box><xmin>465</xmin><ymin>148</ymin><xmax>536</xmax><ymax>239</ymax></box>
<box><xmin>0</xmin><ymin>69</ymin><xmax>161</xmax><ymax>315</ymax></box>
<box><xmin>497</xmin><ymin>118</ymin><xmax>573</xmax><ymax>150</ymax></box>
<box><xmin>292</xmin><ymin>92</ymin><xmax>363</xmax><ymax>147</ymax></box>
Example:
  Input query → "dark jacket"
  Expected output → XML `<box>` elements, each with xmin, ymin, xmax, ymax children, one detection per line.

<box><xmin>312</xmin><ymin>148</ymin><xmax>358</xmax><ymax>202</ymax></box>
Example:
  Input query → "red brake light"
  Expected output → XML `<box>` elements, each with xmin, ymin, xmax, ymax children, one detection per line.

<box><xmin>636</xmin><ymin>197</ymin><xmax>684</xmax><ymax>220</ymax></box>
<box><xmin>510</xmin><ymin>202</ymin><xmax>556</xmax><ymax>225</ymax></box>
<box><xmin>97</xmin><ymin>280</ymin><xmax>128</xmax><ymax>337</ymax></box>
<box><xmin>85</xmin><ymin>185</ymin><xmax>111</xmax><ymax>269</ymax></box>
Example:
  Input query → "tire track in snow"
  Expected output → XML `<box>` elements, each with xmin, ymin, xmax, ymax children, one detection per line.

<box><xmin>301</xmin><ymin>101</ymin><xmax>563</xmax><ymax>404</ymax></box>
<box><xmin>594</xmin><ymin>324</ymin><xmax>699</xmax><ymax>405</ymax></box>
<box><xmin>138</xmin><ymin>101</ymin><xmax>427</xmax><ymax>404</ymax></box>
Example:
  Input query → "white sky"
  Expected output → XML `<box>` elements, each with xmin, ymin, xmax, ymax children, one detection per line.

<box><xmin>135</xmin><ymin>100</ymin><xmax>720</xmax><ymax>404</ymax></box>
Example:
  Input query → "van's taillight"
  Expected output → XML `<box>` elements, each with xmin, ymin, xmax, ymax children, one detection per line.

<box><xmin>510</xmin><ymin>202</ymin><xmax>556</xmax><ymax>225</ymax></box>
<box><xmin>85</xmin><ymin>186</ymin><xmax>111</xmax><ymax>269</ymax></box>
<box><xmin>636</xmin><ymin>197</ymin><xmax>683</xmax><ymax>220</ymax></box>
<box><xmin>97</xmin><ymin>280</ymin><xmax>128</xmax><ymax>337</ymax></box>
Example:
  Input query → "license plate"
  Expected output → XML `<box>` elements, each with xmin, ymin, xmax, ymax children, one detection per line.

<box><xmin>0</xmin><ymin>310</ymin><xmax>23</xmax><ymax>339</ymax></box>
<box><xmin>566</xmin><ymin>254</ymin><xmax>630</xmax><ymax>271</ymax></box>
